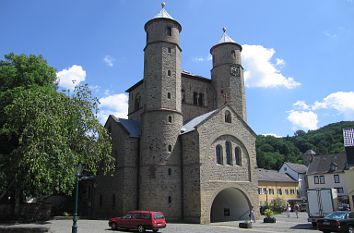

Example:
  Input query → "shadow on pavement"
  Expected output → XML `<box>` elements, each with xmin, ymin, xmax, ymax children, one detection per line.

<box><xmin>290</xmin><ymin>223</ymin><xmax>314</xmax><ymax>229</ymax></box>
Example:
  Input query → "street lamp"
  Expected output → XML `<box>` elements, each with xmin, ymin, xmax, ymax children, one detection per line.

<box><xmin>72</xmin><ymin>163</ymin><xmax>83</xmax><ymax>233</ymax></box>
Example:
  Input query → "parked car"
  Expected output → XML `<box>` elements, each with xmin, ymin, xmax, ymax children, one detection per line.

<box><xmin>108</xmin><ymin>210</ymin><xmax>166</xmax><ymax>232</ymax></box>
<box><xmin>317</xmin><ymin>211</ymin><xmax>354</xmax><ymax>233</ymax></box>
<box><xmin>339</xmin><ymin>204</ymin><xmax>351</xmax><ymax>211</ymax></box>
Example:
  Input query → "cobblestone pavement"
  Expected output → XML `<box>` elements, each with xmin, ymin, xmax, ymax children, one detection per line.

<box><xmin>3</xmin><ymin>212</ymin><xmax>322</xmax><ymax>233</ymax></box>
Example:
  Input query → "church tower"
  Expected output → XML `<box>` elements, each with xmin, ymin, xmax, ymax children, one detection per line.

<box><xmin>210</xmin><ymin>28</ymin><xmax>247</xmax><ymax>121</ymax></box>
<box><xmin>139</xmin><ymin>3</ymin><xmax>183</xmax><ymax>220</ymax></box>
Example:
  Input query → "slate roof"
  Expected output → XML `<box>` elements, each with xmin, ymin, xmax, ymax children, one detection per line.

<box><xmin>257</xmin><ymin>169</ymin><xmax>297</xmax><ymax>183</ymax></box>
<box><xmin>284</xmin><ymin>162</ymin><xmax>308</xmax><ymax>174</ymax></box>
<box><xmin>110</xmin><ymin>115</ymin><xmax>141</xmax><ymax>138</ymax></box>
<box><xmin>307</xmin><ymin>153</ymin><xmax>347</xmax><ymax>175</ymax></box>
<box><xmin>180</xmin><ymin>110</ymin><xmax>217</xmax><ymax>134</ymax></box>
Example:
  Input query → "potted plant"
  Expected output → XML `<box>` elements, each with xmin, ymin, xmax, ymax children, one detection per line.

<box><xmin>239</xmin><ymin>220</ymin><xmax>252</xmax><ymax>228</ymax></box>
<box><xmin>263</xmin><ymin>208</ymin><xmax>276</xmax><ymax>223</ymax></box>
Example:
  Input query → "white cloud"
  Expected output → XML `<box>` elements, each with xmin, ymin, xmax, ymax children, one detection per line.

<box><xmin>287</xmin><ymin>110</ymin><xmax>319</xmax><ymax>130</ymax></box>
<box><xmin>293</xmin><ymin>100</ymin><xmax>310</xmax><ymax>111</ymax></box>
<box><xmin>312</xmin><ymin>91</ymin><xmax>354</xmax><ymax>118</ymax></box>
<box><xmin>98</xmin><ymin>93</ymin><xmax>128</xmax><ymax>124</ymax></box>
<box><xmin>56</xmin><ymin>65</ymin><xmax>86</xmax><ymax>90</ymax></box>
<box><xmin>323</xmin><ymin>31</ymin><xmax>337</xmax><ymax>39</ymax></box>
<box><xmin>103</xmin><ymin>55</ymin><xmax>115</xmax><ymax>67</ymax></box>
<box><xmin>192</xmin><ymin>54</ymin><xmax>212</xmax><ymax>63</ymax></box>
<box><xmin>242</xmin><ymin>44</ymin><xmax>301</xmax><ymax>89</ymax></box>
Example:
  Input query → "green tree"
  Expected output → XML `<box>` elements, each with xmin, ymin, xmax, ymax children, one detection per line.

<box><xmin>0</xmin><ymin>53</ymin><xmax>113</xmax><ymax>215</ymax></box>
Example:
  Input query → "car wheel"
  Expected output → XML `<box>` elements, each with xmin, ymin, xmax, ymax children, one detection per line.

<box><xmin>111</xmin><ymin>223</ymin><xmax>117</xmax><ymax>230</ymax></box>
<box><xmin>153</xmin><ymin>230</ymin><xmax>159</xmax><ymax>233</ymax></box>
<box><xmin>348</xmin><ymin>225</ymin><xmax>354</xmax><ymax>233</ymax></box>
<box><xmin>137</xmin><ymin>225</ymin><xmax>145</xmax><ymax>233</ymax></box>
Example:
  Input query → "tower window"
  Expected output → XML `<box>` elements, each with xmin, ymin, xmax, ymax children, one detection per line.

<box><xmin>146</xmin><ymin>32</ymin><xmax>149</xmax><ymax>43</ymax></box>
<box><xmin>231</xmin><ymin>50</ymin><xmax>236</xmax><ymax>59</ymax></box>
<box><xmin>167</xmin><ymin>27</ymin><xmax>172</xmax><ymax>36</ymax></box>
<box><xmin>225</xmin><ymin>110</ymin><xmax>231</xmax><ymax>123</ymax></box>
<box><xmin>168</xmin><ymin>116</ymin><xmax>172</xmax><ymax>123</ymax></box>
<box><xmin>168</xmin><ymin>196</ymin><xmax>172</xmax><ymax>204</ymax></box>
<box><xmin>168</xmin><ymin>70</ymin><xmax>171</xmax><ymax>76</ymax></box>
<box><xmin>168</xmin><ymin>47</ymin><xmax>171</xmax><ymax>53</ymax></box>
<box><xmin>182</xmin><ymin>89</ymin><xmax>185</xmax><ymax>103</ymax></box>
<box><xmin>193</xmin><ymin>92</ymin><xmax>198</xmax><ymax>105</ymax></box>
<box><xmin>168</xmin><ymin>145</ymin><xmax>172</xmax><ymax>152</ymax></box>
<box><xmin>216</xmin><ymin>144</ymin><xmax>223</xmax><ymax>165</ymax></box>
<box><xmin>198</xmin><ymin>93</ymin><xmax>204</xmax><ymax>106</ymax></box>
<box><xmin>167</xmin><ymin>92</ymin><xmax>171</xmax><ymax>99</ymax></box>
<box><xmin>168</xmin><ymin>168</ymin><xmax>172</xmax><ymax>176</ymax></box>
<box><xmin>134</xmin><ymin>94</ymin><xmax>141</xmax><ymax>111</ymax></box>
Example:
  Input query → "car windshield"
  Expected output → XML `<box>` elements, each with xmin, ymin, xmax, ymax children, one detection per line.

<box><xmin>325</xmin><ymin>212</ymin><xmax>349</xmax><ymax>220</ymax></box>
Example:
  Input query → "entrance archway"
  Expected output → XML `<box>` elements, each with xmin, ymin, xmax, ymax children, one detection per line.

<box><xmin>210</xmin><ymin>188</ymin><xmax>251</xmax><ymax>222</ymax></box>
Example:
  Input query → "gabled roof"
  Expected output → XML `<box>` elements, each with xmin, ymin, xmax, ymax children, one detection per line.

<box><xmin>307</xmin><ymin>153</ymin><xmax>347</xmax><ymax>176</ymax></box>
<box><xmin>180</xmin><ymin>104</ymin><xmax>256</xmax><ymax>136</ymax></box>
<box><xmin>257</xmin><ymin>169</ymin><xmax>297</xmax><ymax>183</ymax></box>
<box><xmin>180</xmin><ymin>110</ymin><xmax>217</xmax><ymax>134</ymax></box>
<box><xmin>109</xmin><ymin>115</ymin><xmax>141</xmax><ymax>138</ymax></box>
<box><xmin>284</xmin><ymin>162</ymin><xmax>308</xmax><ymax>174</ymax></box>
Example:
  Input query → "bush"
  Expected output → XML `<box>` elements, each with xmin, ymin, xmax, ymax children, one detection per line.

<box><xmin>264</xmin><ymin>208</ymin><xmax>274</xmax><ymax>218</ymax></box>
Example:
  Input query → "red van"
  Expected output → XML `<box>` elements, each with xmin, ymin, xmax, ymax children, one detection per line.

<box><xmin>108</xmin><ymin>210</ymin><xmax>166</xmax><ymax>232</ymax></box>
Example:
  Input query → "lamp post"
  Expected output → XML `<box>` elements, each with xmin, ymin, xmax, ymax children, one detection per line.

<box><xmin>72</xmin><ymin>163</ymin><xmax>83</xmax><ymax>233</ymax></box>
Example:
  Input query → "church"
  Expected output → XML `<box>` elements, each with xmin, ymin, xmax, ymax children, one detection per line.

<box><xmin>80</xmin><ymin>3</ymin><xmax>259</xmax><ymax>224</ymax></box>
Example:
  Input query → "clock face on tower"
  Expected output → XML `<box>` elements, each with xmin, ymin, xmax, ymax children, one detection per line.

<box><xmin>230</xmin><ymin>65</ymin><xmax>240</xmax><ymax>77</ymax></box>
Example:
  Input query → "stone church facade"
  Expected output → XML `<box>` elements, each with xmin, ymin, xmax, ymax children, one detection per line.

<box><xmin>80</xmin><ymin>5</ymin><xmax>259</xmax><ymax>224</ymax></box>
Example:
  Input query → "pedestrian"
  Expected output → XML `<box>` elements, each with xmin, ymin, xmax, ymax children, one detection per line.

<box><xmin>286</xmin><ymin>204</ymin><xmax>291</xmax><ymax>218</ymax></box>
<box><xmin>294</xmin><ymin>203</ymin><xmax>299</xmax><ymax>219</ymax></box>
<box><xmin>250</xmin><ymin>206</ymin><xmax>256</xmax><ymax>223</ymax></box>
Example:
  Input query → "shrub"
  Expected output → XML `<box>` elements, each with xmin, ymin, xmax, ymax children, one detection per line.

<box><xmin>264</xmin><ymin>208</ymin><xmax>274</xmax><ymax>218</ymax></box>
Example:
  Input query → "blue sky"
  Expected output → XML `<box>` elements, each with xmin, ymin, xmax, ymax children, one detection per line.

<box><xmin>1</xmin><ymin>0</ymin><xmax>354</xmax><ymax>137</ymax></box>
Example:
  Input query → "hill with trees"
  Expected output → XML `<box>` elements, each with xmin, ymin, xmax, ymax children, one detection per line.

<box><xmin>256</xmin><ymin>121</ymin><xmax>354</xmax><ymax>170</ymax></box>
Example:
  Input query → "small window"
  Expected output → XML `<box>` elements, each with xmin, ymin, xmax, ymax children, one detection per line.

<box><xmin>263</xmin><ymin>188</ymin><xmax>267</xmax><ymax>194</ymax></box>
<box><xmin>146</xmin><ymin>32</ymin><xmax>149</xmax><ymax>43</ymax></box>
<box><xmin>335</xmin><ymin>187</ymin><xmax>344</xmax><ymax>193</ymax></box>
<box><xmin>168</xmin><ymin>145</ymin><xmax>172</xmax><ymax>152</ymax></box>
<box><xmin>167</xmin><ymin>27</ymin><xmax>172</xmax><ymax>36</ymax></box>
<box><xmin>258</xmin><ymin>188</ymin><xmax>262</xmax><ymax>195</ymax></box>
<box><xmin>225</xmin><ymin>110</ymin><xmax>231</xmax><ymax>123</ymax></box>
<box><xmin>334</xmin><ymin>175</ymin><xmax>340</xmax><ymax>183</ymax></box>
<box><xmin>168</xmin><ymin>116</ymin><xmax>172</xmax><ymax>123</ymax></box>
<box><xmin>285</xmin><ymin>189</ymin><xmax>289</xmax><ymax>195</ymax></box>
<box><xmin>284</xmin><ymin>167</ymin><xmax>287</xmax><ymax>171</ymax></box>
<box><xmin>235</xmin><ymin>147</ymin><xmax>242</xmax><ymax>166</ymax></box>
<box><xmin>167</xmin><ymin>92</ymin><xmax>171</xmax><ymax>99</ymax></box>
<box><xmin>226</xmin><ymin>141</ymin><xmax>232</xmax><ymax>165</ymax></box>
<box><xmin>182</xmin><ymin>89</ymin><xmax>185</xmax><ymax>103</ymax></box>
<box><xmin>168</xmin><ymin>47</ymin><xmax>171</xmax><ymax>53</ymax></box>
<box><xmin>277</xmin><ymin>189</ymin><xmax>282</xmax><ymax>195</ymax></box>
<box><xmin>193</xmin><ymin>92</ymin><xmax>198</xmax><ymax>105</ymax></box>
<box><xmin>168</xmin><ymin>168</ymin><xmax>172</xmax><ymax>176</ymax></box>
<box><xmin>198</xmin><ymin>93</ymin><xmax>204</xmax><ymax>106</ymax></box>
<box><xmin>216</xmin><ymin>144</ymin><xmax>223</xmax><ymax>164</ymax></box>
<box><xmin>168</xmin><ymin>70</ymin><xmax>171</xmax><ymax>76</ymax></box>
<box><xmin>231</xmin><ymin>50</ymin><xmax>236</xmax><ymax>59</ymax></box>
<box><xmin>320</xmin><ymin>175</ymin><xmax>325</xmax><ymax>184</ymax></box>
<box><xmin>314</xmin><ymin>176</ymin><xmax>319</xmax><ymax>184</ymax></box>
<box><xmin>168</xmin><ymin>196</ymin><xmax>172</xmax><ymax>203</ymax></box>
<box><xmin>134</xmin><ymin>94</ymin><xmax>141</xmax><ymax>111</ymax></box>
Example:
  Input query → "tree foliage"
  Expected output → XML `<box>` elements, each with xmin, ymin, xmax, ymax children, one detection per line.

<box><xmin>0</xmin><ymin>53</ymin><xmax>113</xmax><ymax>203</ymax></box>
<box><xmin>256</xmin><ymin>121</ymin><xmax>354</xmax><ymax>170</ymax></box>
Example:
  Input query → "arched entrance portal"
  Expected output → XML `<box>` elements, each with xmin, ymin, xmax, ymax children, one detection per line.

<box><xmin>210</xmin><ymin>188</ymin><xmax>251</xmax><ymax>222</ymax></box>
